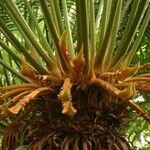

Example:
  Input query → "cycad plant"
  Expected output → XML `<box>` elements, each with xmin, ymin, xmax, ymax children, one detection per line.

<box><xmin>0</xmin><ymin>0</ymin><xmax>150</xmax><ymax>149</ymax></box>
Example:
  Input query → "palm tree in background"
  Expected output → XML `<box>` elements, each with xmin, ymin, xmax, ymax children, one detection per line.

<box><xmin>0</xmin><ymin>0</ymin><xmax>150</xmax><ymax>149</ymax></box>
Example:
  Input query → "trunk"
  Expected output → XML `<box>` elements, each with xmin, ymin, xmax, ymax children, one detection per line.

<box><xmin>2</xmin><ymin>85</ymin><xmax>131</xmax><ymax>150</ymax></box>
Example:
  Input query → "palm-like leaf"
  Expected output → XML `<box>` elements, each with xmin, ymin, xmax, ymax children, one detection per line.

<box><xmin>0</xmin><ymin>0</ymin><xmax>150</xmax><ymax>149</ymax></box>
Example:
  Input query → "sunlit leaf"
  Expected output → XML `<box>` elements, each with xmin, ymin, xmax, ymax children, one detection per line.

<box><xmin>9</xmin><ymin>87</ymin><xmax>50</xmax><ymax>114</ymax></box>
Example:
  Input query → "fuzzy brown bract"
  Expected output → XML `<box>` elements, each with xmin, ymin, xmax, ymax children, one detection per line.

<box><xmin>1</xmin><ymin>81</ymin><xmax>131</xmax><ymax>150</ymax></box>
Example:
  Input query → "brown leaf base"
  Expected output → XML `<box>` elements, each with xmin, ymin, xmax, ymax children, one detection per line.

<box><xmin>1</xmin><ymin>85</ymin><xmax>131</xmax><ymax>150</ymax></box>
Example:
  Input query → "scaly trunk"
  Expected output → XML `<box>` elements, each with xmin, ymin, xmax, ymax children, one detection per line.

<box><xmin>2</xmin><ymin>85</ymin><xmax>131</xmax><ymax>150</ymax></box>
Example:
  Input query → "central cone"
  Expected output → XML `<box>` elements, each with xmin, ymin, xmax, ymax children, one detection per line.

<box><xmin>20</xmin><ymin>85</ymin><xmax>131</xmax><ymax>150</ymax></box>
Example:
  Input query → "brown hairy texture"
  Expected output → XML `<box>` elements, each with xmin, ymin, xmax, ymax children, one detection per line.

<box><xmin>1</xmin><ymin>83</ymin><xmax>131</xmax><ymax>150</ymax></box>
